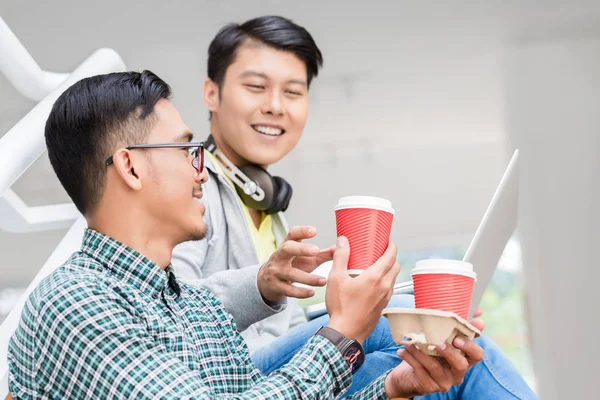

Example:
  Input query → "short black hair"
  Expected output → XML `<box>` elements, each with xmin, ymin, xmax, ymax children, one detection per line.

<box><xmin>207</xmin><ymin>15</ymin><xmax>323</xmax><ymax>89</ymax></box>
<box><xmin>45</xmin><ymin>70</ymin><xmax>171</xmax><ymax>215</ymax></box>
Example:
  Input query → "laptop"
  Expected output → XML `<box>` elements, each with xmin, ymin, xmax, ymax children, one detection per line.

<box><xmin>305</xmin><ymin>149</ymin><xmax>520</xmax><ymax>321</ymax></box>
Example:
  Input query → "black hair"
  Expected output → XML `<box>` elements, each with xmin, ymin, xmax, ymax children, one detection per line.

<box><xmin>45</xmin><ymin>70</ymin><xmax>171</xmax><ymax>215</ymax></box>
<box><xmin>207</xmin><ymin>15</ymin><xmax>323</xmax><ymax>89</ymax></box>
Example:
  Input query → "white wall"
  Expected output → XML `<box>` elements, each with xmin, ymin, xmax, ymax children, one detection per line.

<box><xmin>0</xmin><ymin>1</ymin><xmax>519</xmax><ymax>285</ymax></box>
<box><xmin>506</xmin><ymin>23</ymin><xmax>600</xmax><ymax>399</ymax></box>
<box><xmin>3</xmin><ymin>1</ymin><xmax>599</xmax><ymax>287</ymax></box>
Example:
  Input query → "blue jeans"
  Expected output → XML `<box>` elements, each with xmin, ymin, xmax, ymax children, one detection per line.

<box><xmin>251</xmin><ymin>294</ymin><xmax>537</xmax><ymax>399</ymax></box>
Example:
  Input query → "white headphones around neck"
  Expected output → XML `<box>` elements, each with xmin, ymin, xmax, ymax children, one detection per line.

<box><xmin>205</xmin><ymin>135</ymin><xmax>293</xmax><ymax>214</ymax></box>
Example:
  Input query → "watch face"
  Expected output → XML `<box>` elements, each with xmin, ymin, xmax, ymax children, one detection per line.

<box><xmin>343</xmin><ymin>342</ymin><xmax>365</xmax><ymax>374</ymax></box>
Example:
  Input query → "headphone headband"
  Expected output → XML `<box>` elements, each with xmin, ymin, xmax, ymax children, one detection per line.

<box><xmin>204</xmin><ymin>135</ymin><xmax>266</xmax><ymax>202</ymax></box>
<box><xmin>204</xmin><ymin>134</ymin><xmax>293</xmax><ymax>214</ymax></box>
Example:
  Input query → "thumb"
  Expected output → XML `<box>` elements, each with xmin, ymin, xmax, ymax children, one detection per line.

<box><xmin>331</xmin><ymin>236</ymin><xmax>350</xmax><ymax>276</ymax></box>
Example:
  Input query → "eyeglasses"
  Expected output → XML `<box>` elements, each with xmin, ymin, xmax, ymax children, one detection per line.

<box><xmin>105</xmin><ymin>142</ymin><xmax>204</xmax><ymax>174</ymax></box>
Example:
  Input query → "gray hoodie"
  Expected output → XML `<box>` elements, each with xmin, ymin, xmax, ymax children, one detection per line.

<box><xmin>171</xmin><ymin>156</ymin><xmax>307</xmax><ymax>352</ymax></box>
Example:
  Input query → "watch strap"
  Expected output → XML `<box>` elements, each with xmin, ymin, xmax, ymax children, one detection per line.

<box><xmin>315</xmin><ymin>326</ymin><xmax>347</xmax><ymax>347</ymax></box>
<box><xmin>314</xmin><ymin>326</ymin><xmax>365</xmax><ymax>374</ymax></box>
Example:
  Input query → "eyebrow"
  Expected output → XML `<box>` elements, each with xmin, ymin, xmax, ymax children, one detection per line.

<box><xmin>174</xmin><ymin>131</ymin><xmax>194</xmax><ymax>142</ymax></box>
<box><xmin>239</xmin><ymin>70</ymin><xmax>307</xmax><ymax>86</ymax></box>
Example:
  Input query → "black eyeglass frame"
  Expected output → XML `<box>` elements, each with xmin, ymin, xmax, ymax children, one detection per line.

<box><xmin>105</xmin><ymin>142</ymin><xmax>204</xmax><ymax>173</ymax></box>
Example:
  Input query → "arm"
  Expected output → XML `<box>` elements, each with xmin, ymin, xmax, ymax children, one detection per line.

<box><xmin>172</xmin><ymin>239</ymin><xmax>285</xmax><ymax>331</ymax></box>
<box><xmin>263</xmin><ymin>336</ymin><xmax>389</xmax><ymax>400</ymax></box>
<box><xmin>172</xmin><ymin>223</ymin><xmax>335</xmax><ymax>332</ymax></box>
<box><xmin>28</xmin><ymin>281</ymin><xmax>376</xmax><ymax>399</ymax></box>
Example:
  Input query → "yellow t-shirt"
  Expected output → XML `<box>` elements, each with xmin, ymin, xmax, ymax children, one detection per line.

<box><xmin>206</xmin><ymin>152</ymin><xmax>278</xmax><ymax>263</ymax></box>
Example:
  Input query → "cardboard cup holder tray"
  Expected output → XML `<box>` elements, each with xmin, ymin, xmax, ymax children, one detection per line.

<box><xmin>382</xmin><ymin>308</ymin><xmax>481</xmax><ymax>356</ymax></box>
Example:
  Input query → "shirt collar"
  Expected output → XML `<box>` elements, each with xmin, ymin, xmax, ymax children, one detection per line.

<box><xmin>204</xmin><ymin>151</ymin><xmax>220</xmax><ymax>175</ymax></box>
<box><xmin>80</xmin><ymin>229</ymin><xmax>178</xmax><ymax>296</ymax></box>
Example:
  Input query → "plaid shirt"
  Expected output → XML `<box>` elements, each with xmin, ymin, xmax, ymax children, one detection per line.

<box><xmin>8</xmin><ymin>229</ymin><xmax>389</xmax><ymax>399</ymax></box>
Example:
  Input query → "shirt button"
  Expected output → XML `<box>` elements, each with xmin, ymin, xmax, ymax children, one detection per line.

<box><xmin>152</xmin><ymin>293</ymin><xmax>159</xmax><ymax>299</ymax></box>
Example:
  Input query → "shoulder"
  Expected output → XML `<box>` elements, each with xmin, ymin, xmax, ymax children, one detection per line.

<box><xmin>27</xmin><ymin>252</ymin><xmax>130</xmax><ymax>328</ymax></box>
<box><xmin>178</xmin><ymin>281</ymin><xmax>231</xmax><ymax>317</ymax></box>
<box><xmin>32</xmin><ymin>252</ymin><xmax>105</xmax><ymax>305</ymax></box>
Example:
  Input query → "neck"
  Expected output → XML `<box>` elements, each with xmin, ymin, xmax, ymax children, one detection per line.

<box><xmin>210</xmin><ymin>120</ymin><xmax>247</xmax><ymax>168</ymax></box>
<box><xmin>209</xmin><ymin>119</ymin><xmax>266</xmax><ymax>228</ymax></box>
<box><xmin>88</xmin><ymin>203</ymin><xmax>174</xmax><ymax>269</ymax></box>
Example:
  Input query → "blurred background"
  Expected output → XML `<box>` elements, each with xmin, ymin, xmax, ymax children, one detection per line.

<box><xmin>2</xmin><ymin>1</ymin><xmax>600</xmax><ymax>398</ymax></box>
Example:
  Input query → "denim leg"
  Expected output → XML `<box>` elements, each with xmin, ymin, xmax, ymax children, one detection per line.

<box><xmin>251</xmin><ymin>294</ymin><xmax>413</xmax><ymax>384</ymax></box>
<box><xmin>251</xmin><ymin>294</ymin><xmax>537</xmax><ymax>399</ymax></box>
<box><xmin>416</xmin><ymin>335</ymin><xmax>537</xmax><ymax>400</ymax></box>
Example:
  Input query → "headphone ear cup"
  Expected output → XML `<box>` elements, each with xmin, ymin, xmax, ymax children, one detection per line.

<box><xmin>269</xmin><ymin>176</ymin><xmax>293</xmax><ymax>214</ymax></box>
<box><xmin>236</xmin><ymin>165</ymin><xmax>275</xmax><ymax>210</ymax></box>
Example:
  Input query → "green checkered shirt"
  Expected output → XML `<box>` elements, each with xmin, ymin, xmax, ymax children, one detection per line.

<box><xmin>8</xmin><ymin>229</ymin><xmax>388</xmax><ymax>399</ymax></box>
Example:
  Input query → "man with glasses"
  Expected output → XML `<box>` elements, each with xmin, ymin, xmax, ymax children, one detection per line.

<box><xmin>8</xmin><ymin>70</ymin><xmax>486</xmax><ymax>398</ymax></box>
<box><xmin>105</xmin><ymin>142</ymin><xmax>204</xmax><ymax>170</ymax></box>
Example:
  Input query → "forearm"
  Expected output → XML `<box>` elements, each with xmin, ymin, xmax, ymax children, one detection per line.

<box><xmin>260</xmin><ymin>336</ymin><xmax>389</xmax><ymax>400</ymax></box>
<box><xmin>254</xmin><ymin>335</ymin><xmax>352</xmax><ymax>399</ymax></box>
<box><xmin>191</xmin><ymin>264</ymin><xmax>286</xmax><ymax>331</ymax></box>
<box><xmin>175</xmin><ymin>336</ymin><xmax>364</xmax><ymax>399</ymax></box>
<box><xmin>172</xmin><ymin>240</ymin><xmax>285</xmax><ymax>331</ymax></box>
<box><xmin>345</xmin><ymin>376</ymin><xmax>389</xmax><ymax>400</ymax></box>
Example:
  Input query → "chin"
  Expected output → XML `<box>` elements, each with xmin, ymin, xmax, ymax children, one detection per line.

<box><xmin>187</xmin><ymin>224</ymin><xmax>208</xmax><ymax>242</ymax></box>
<box><xmin>244</xmin><ymin>149</ymin><xmax>286</xmax><ymax>167</ymax></box>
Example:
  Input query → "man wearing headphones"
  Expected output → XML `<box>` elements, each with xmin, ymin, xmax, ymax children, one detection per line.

<box><xmin>171</xmin><ymin>15</ymin><xmax>537</xmax><ymax>399</ymax></box>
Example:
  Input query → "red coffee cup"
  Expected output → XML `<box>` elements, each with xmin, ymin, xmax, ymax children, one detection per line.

<box><xmin>335</xmin><ymin>196</ymin><xmax>394</xmax><ymax>276</ymax></box>
<box><xmin>411</xmin><ymin>259</ymin><xmax>477</xmax><ymax>319</ymax></box>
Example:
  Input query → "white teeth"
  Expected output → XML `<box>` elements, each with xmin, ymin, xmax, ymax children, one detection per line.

<box><xmin>253</xmin><ymin>125</ymin><xmax>283</xmax><ymax>136</ymax></box>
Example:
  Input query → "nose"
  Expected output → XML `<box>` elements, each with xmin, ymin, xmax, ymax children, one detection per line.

<box><xmin>194</xmin><ymin>165</ymin><xmax>209</xmax><ymax>185</ymax></box>
<box><xmin>260</xmin><ymin>89</ymin><xmax>284</xmax><ymax>116</ymax></box>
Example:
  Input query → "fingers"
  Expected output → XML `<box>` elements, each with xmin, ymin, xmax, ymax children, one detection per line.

<box><xmin>373</xmin><ymin>259</ymin><xmax>400</xmax><ymax>296</ymax></box>
<box><xmin>330</xmin><ymin>237</ymin><xmax>351</xmax><ymax>276</ymax></box>
<box><xmin>367</xmin><ymin>241</ymin><xmax>398</xmax><ymax>277</ymax></box>
<box><xmin>404</xmin><ymin>345</ymin><xmax>451</xmax><ymax>390</ymax></box>
<box><xmin>469</xmin><ymin>318</ymin><xmax>485</xmax><ymax>332</ymax></box>
<box><xmin>453</xmin><ymin>337</ymin><xmax>484</xmax><ymax>367</ymax></box>
<box><xmin>474</xmin><ymin>308</ymin><xmax>484</xmax><ymax>318</ymax></box>
<box><xmin>286</xmin><ymin>226</ymin><xmax>317</xmax><ymax>242</ymax></box>
<box><xmin>436</xmin><ymin>344</ymin><xmax>469</xmax><ymax>385</ymax></box>
<box><xmin>384</xmin><ymin>261</ymin><xmax>402</xmax><ymax>286</ymax></box>
<box><xmin>397</xmin><ymin>347</ymin><xmax>439</xmax><ymax>391</ymax></box>
<box><xmin>292</xmin><ymin>246</ymin><xmax>336</xmax><ymax>273</ymax></box>
<box><xmin>398</xmin><ymin>342</ymin><xmax>479</xmax><ymax>396</ymax></box>
<box><xmin>273</xmin><ymin>241</ymin><xmax>320</xmax><ymax>261</ymax></box>
<box><xmin>271</xmin><ymin>281</ymin><xmax>316</xmax><ymax>299</ymax></box>
<box><xmin>316</xmin><ymin>246</ymin><xmax>336</xmax><ymax>264</ymax></box>
<box><xmin>285</xmin><ymin>269</ymin><xmax>327</xmax><ymax>287</ymax></box>
<box><xmin>359</xmin><ymin>242</ymin><xmax>400</xmax><ymax>296</ymax></box>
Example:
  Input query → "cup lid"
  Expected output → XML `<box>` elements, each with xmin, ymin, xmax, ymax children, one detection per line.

<box><xmin>411</xmin><ymin>259</ymin><xmax>476</xmax><ymax>279</ymax></box>
<box><xmin>335</xmin><ymin>196</ymin><xmax>394</xmax><ymax>213</ymax></box>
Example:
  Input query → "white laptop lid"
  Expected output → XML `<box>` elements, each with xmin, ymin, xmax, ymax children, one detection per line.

<box><xmin>464</xmin><ymin>149</ymin><xmax>520</xmax><ymax>319</ymax></box>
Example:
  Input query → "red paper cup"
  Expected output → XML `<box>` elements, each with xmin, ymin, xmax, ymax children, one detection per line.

<box><xmin>411</xmin><ymin>259</ymin><xmax>477</xmax><ymax>319</ymax></box>
<box><xmin>335</xmin><ymin>196</ymin><xmax>394</xmax><ymax>276</ymax></box>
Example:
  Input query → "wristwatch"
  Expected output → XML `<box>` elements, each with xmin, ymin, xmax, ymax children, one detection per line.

<box><xmin>315</xmin><ymin>326</ymin><xmax>365</xmax><ymax>374</ymax></box>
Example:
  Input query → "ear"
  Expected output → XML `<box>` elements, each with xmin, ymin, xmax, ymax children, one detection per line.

<box><xmin>203</xmin><ymin>78</ymin><xmax>220</xmax><ymax>113</ymax></box>
<box><xmin>110</xmin><ymin>149</ymin><xmax>144</xmax><ymax>191</ymax></box>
